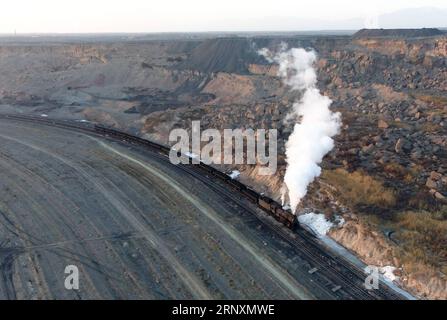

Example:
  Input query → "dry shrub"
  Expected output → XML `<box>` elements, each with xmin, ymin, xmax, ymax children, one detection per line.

<box><xmin>421</xmin><ymin>122</ymin><xmax>443</xmax><ymax>133</ymax></box>
<box><xmin>384</xmin><ymin>162</ymin><xmax>407</xmax><ymax>177</ymax></box>
<box><xmin>321</xmin><ymin>168</ymin><xmax>397</xmax><ymax>208</ymax></box>
<box><xmin>384</xmin><ymin>162</ymin><xmax>420</xmax><ymax>183</ymax></box>
<box><xmin>395</xmin><ymin>209</ymin><xmax>447</xmax><ymax>269</ymax></box>
<box><xmin>416</xmin><ymin>94</ymin><xmax>447</xmax><ymax>107</ymax></box>
<box><xmin>392</xmin><ymin>121</ymin><xmax>411</xmax><ymax>129</ymax></box>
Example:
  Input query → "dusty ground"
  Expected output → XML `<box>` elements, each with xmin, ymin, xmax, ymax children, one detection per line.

<box><xmin>0</xmin><ymin>31</ymin><xmax>445</xmax><ymax>298</ymax></box>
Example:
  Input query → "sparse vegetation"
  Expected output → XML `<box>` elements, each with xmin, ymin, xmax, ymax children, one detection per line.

<box><xmin>321</xmin><ymin>168</ymin><xmax>397</xmax><ymax>209</ymax></box>
<box><xmin>384</xmin><ymin>162</ymin><xmax>407</xmax><ymax>177</ymax></box>
<box><xmin>421</xmin><ymin>122</ymin><xmax>443</xmax><ymax>133</ymax></box>
<box><xmin>415</xmin><ymin>94</ymin><xmax>447</xmax><ymax>107</ymax></box>
<box><xmin>394</xmin><ymin>207</ymin><xmax>447</xmax><ymax>272</ymax></box>
<box><xmin>391</xmin><ymin>120</ymin><xmax>412</xmax><ymax>129</ymax></box>
<box><xmin>384</xmin><ymin>162</ymin><xmax>420</xmax><ymax>183</ymax></box>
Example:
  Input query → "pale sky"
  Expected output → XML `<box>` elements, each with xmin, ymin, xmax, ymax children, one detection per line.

<box><xmin>0</xmin><ymin>0</ymin><xmax>446</xmax><ymax>33</ymax></box>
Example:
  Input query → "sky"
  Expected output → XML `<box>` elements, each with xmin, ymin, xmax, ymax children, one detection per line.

<box><xmin>0</xmin><ymin>0</ymin><xmax>446</xmax><ymax>33</ymax></box>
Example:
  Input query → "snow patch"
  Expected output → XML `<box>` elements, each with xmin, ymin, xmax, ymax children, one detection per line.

<box><xmin>380</xmin><ymin>266</ymin><xmax>399</xmax><ymax>282</ymax></box>
<box><xmin>334</xmin><ymin>215</ymin><xmax>345</xmax><ymax>227</ymax></box>
<box><xmin>298</xmin><ymin>212</ymin><xmax>334</xmax><ymax>237</ymax></box>
<box><xmin>228</xmin><ymin>170</ymin><xmax>240</xmax><ymax>179</ymax></box>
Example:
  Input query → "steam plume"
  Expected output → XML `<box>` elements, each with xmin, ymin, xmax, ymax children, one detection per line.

<box><xmin>260</xmin><ymin>45</ymin><xmax>341</xmax><ymax>213</ymax></box>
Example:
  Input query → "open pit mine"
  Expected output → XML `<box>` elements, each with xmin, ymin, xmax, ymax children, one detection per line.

<box><xmin>0</xmin><ymin>28</ymin><xmax>446</xmax><ymax>300</ymax></box>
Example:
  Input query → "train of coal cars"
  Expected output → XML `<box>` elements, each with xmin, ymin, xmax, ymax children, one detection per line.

<box><xmin>0</xmin><ymin>115</ymin><xmax>297</xmax><ymax>229</ymax></box>
<box><xmin>94</xmin><ymin>125</ymin><xmax>297</xmax><ymax>229</ymax></box>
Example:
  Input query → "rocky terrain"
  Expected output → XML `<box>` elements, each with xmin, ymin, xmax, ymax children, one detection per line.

<box><xmin>0</xmin><ymin>30</ymin><xmax>446</xmax><ymax>299</ymax></box>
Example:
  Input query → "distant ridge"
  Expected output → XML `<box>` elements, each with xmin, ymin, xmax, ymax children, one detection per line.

<box><xmin>177</xmin><ymin>38</ymin><xmax>264</xmax><ymax>74</ymax></box>
<box><xmin>353</xmin><ymin>28</ymin><xmax>445</xmax><ymax>38</ymax></box>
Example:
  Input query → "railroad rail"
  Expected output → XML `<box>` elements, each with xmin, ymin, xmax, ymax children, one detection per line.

<box><xmin>0</xmin><ymin>114</ymin><xmax>408</xmax><ymax>300</ymax></box>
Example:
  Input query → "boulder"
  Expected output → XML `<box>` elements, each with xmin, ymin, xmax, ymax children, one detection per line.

<box><xmin>430</xmin><ymin>171</ymin><xmax>443</xmax><ymax>181</ymax></box>
<box><xmin>362</xmin><ymin>144</ymin><xmax>374</xmax><ymax>153</ymax></box>
<box><xmin>395</xmin><ymin>138</ymin><xmax>412</xmax><ymax>153</ymax></box>
<box><xmin>407</xmin><ymin>106</ymin><xmax>419</xmax><ymax>116</ymax></box>
<box><xmin>378</xmin><ymin>119</ymin><xmax>389</xmax><ymax>129</ymax></box>
<box><xmin>426</xmin><ymin>178</ymin><xmax>438</xmax><ymax>189</ymax></box>
<box><xmin>434</xmin><ymin>192</ymin><xmax>446</xmax><ymax>201</ymax></box>
<box><xmin>410</xmin><ymin>149</ymin><xmax>422</xmax><ymax>160</ymax></box>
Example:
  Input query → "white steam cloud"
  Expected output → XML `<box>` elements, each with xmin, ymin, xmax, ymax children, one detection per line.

<box><xmin>260</xmin><ymin>45</ymin><xmax>341</xmax><ymax>213</ymax></box>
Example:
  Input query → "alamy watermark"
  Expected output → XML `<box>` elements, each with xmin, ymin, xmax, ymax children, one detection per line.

<box><xmin>364</xmin><ymin>265</ymin><xmax>380</xmax><ymax>290</ymax></box>
<box><xmin>64</xmin><ymin>265</ymin><xmax>79</xmax><ymax>290</ymax></box>
<box><xmin>168</xmin><ymin>121</ymin><xmax>278</xmax><ymax>175</ymax></box>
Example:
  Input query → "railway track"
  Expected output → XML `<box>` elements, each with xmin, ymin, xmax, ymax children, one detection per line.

<box><xmin>166</xmin><ymin>161</ymin><xmax>405</xmax><ymax>300</ymax></box>
<box><xmin>0</xmin><ymin>114</ymin><xmax>408</xmax><ymax>300</ymax></box>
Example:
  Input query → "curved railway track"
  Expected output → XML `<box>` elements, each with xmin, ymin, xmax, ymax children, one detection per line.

<box><xmin>163</xmin><ymin>160</ymin><xmax>405</xmax><ymax>300</ymax></box>
<box><xmin>0</xmin><ymin>114</ymin><xmax>408</xmax><ymax>300</ymax></box>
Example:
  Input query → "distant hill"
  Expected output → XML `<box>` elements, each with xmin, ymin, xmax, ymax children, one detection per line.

<box><xmin>177</xmin><ymin>38</ymin><xmax>264</xmax><ymax>74</ymax></box>
<box><xmin>353</xmin><ymin>28</ymin><xmax>445</xmax><ymax>38</ymax></box>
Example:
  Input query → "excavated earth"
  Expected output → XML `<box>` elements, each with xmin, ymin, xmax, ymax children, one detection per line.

<box><xmin>0</xmin><ymin>118</ymin><xmax>319</xmax><ymax>299</ymax></box>
<box><xmin>0</xmin><ymin>31</ymin><xmax>446</xmax><ymax>299</ymax></box>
